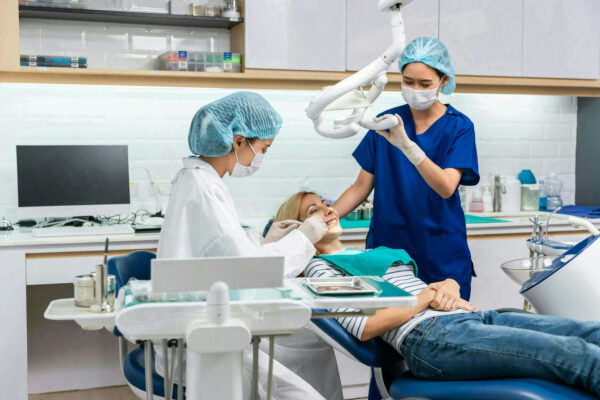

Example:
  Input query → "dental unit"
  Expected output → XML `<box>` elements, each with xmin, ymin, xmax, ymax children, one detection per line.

<box><xmin>305</xmin><ymin>0</ymin><xmax>414</xmax><ymax>139</ymax></box>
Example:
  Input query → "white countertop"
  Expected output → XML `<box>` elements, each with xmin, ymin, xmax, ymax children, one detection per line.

<box><xmin>2</xmin><ymin>211</ymin><xmax>599</xmax><ymax>247</ymax></box>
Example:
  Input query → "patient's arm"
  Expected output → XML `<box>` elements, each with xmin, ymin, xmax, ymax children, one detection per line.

<box><xmin>360</xmin><ymin>287</ymin><xmax>436</xmax><ymax>341</ymax></box>
<box><xmin>333</xmin><ymin>169</ymin><xmax>374</xmax><ymax>218</ymax></box>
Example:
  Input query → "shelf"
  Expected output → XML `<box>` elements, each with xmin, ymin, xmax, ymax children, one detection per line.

<box><xmin>2</xmin><ymin>67</ymin><xmax>600</xmax><ymax>96</ymax></box>
<box><xmin>18</xmin><ymin>5</ymin><xmax>243</xmax><ymax>29</ymax></box>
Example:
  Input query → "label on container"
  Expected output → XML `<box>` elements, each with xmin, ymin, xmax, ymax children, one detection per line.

<box><xmin>71</xmin><ymin>56</ymin><xmax>79</xmax><ymax>62</ymax></box>
<box><xmin>223</xmin><ymin>52</ymin><xmax>232</xmax><ymax>61</ymax></box>
<box><xmin>224</xmin><ymin>62</ymin><xmax>232</xmax><ymax>72</ymax></box>
<box><xmin>71</xmin><ymin>63</ymin><xmax>79</xmax><ymax>68</ymax></box>
<box><xmin>28</xmin><ymin>62</ymin><xmax>37</xmax><ymax>67</ymax></box>
<box><xmin>178</xmin><ymin>61</ymin><xmax>188</xmax><ymax>70</ymax></box>
<box><xmin>178</xmin><ymin>51</ymin><xmax>188</xmax><ymax>61</ymax></box>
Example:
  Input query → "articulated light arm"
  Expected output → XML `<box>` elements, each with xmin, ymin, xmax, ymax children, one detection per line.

<box><xmin>305</xmin><ymin>0</ymin><xmax>414</xmax><ymax>139</ymax></box>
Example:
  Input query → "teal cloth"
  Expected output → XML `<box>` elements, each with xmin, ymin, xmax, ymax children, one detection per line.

<box><xmin>340</xmin><ymin>215</ymin><xmax>509</xmax><ymax>229</ymax></box>
<box><xmin>316</xmin><ymin>247</ymin><xmax>417</xmax><ymax>278</ymax></box>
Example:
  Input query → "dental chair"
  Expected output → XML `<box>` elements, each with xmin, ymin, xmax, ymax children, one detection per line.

<box><xmin>108</xmin><ymin>250</ymin><xmax>185</xmax><ymax>400</ymax></box>
<box><xmin>309</xmin><ymin>317</ymin><xmax>596</xmax><ymax>400</ymax></box>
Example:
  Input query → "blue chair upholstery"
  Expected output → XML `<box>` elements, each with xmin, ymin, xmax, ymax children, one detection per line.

<box><xmin>312</xmin><ymin>317</ymin><xmax>596</xmax><ymax>400</ymax></box>
<box><xmin>107</xmin><ymin>250</ymin><xmax>156</xmax><ymax>294</ymax></box>
<box><xmin>108</xmin><ymin>250</ymin><xmax>186</xmax><ymax>399</ymax></box>
<box><xmin>124</xmin><ymin>347</ymin><xmax>185</xmax><ymax>399</ymax></box>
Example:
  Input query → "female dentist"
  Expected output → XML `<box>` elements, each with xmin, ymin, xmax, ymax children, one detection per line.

<box><xmin>334</xmin><ymin>37</ymin><xmax>479</xmax><ymax>300</ymax></box>
<box><xmin>157</xmin><ymin>91</ymin><xmax>328</xmax><ymax>400</ymax></box>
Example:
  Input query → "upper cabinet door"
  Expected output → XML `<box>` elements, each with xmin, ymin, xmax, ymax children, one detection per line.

<box><xmin>244</xmin><ymin>0</ymin><xmax>346</xmax><ymax>71</ymax></box>
<box><xmin>439</xmin><ymin>0</ymin><xmax>523</xmax><ymax>77</ymax></box>
<box><xmin>523</xmin><ymin>0</ymin><xmax>600</xmax><ymax>79</ymax></box>
<box><xmin>346</xmin><ymin>0</ymin><xmax>439</xmax><ymax>72</ymax></box>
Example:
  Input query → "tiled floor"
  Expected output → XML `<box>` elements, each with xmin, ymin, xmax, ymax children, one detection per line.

<box><xmin>30</xmin><ymin>386</ymin><xmax>368</xmax><ymax>400</ymax></box>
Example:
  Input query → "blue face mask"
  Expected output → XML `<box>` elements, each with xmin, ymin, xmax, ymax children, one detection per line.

<box><xmin>230</xmin><ymin>141</ymin><xmax>263</xmax><ymax>178</ymax></box>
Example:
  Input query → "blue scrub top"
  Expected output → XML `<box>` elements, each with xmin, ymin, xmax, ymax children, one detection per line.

<box><xmin>353</xmin><ymin>104</ymin><xmax>479</xmax><ymax>298</ymax></box>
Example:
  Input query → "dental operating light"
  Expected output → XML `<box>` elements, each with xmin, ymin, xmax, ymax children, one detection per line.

<box><xmin>305</xmin><ymin>0</ymin><xmax>414</xmax><ymax>139</ymax></box>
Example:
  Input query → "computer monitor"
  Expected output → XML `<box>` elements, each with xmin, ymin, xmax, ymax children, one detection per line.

<box><xmin>16</xmin><ymin>145</ymin><xmax>130</xmax><ymax>219</ymax></box>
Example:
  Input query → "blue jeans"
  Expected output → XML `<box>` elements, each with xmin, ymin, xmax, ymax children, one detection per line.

<box><xmin>399</xmin><ymin>311</ymin><xmax>600</xmax><ymax>396</ymax></box>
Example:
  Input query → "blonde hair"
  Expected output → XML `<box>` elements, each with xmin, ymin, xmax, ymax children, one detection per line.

<box><xmin>274</xmin><ymin>191</ymin><xmax>316</xmax><ymax>222</ymax></box>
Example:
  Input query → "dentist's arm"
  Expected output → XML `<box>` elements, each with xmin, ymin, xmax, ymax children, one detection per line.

<box><xmin>333</xmin><ymin>169</ymin><xmax>374</xmax><ymax>218</ymax></box>
<box><xmin>375</xmin><ymin>114</ymin><xmax>463</xmax><ymax>199</ymax></box>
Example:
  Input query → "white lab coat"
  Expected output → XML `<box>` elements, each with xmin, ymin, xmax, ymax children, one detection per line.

<box><xmin>155</xmin><ymin>157</ymin><xmax>334</xmax><ymax>400</ymax></box>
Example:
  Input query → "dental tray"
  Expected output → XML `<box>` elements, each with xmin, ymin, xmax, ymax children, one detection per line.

<box><xmin>304</xmin><ymin>277</ymin><xmax>380</xmax><ymax>295</ymax></box>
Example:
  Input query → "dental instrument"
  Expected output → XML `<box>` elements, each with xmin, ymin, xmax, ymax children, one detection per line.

<box><xmin>305</xmin><ymin>0</ymin><xmax>413</xmax><ymax>139</ymax></box>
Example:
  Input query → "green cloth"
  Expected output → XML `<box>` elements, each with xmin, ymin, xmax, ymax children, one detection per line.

<box><xmin>340</xmin><ymin>215</ymin><xmax>509</xmax><ymax>229</ymax></box>
<box><xmin>316</xmin><ymin>246</ymin><xmax>417</xmax><ymax>278</ymax></box>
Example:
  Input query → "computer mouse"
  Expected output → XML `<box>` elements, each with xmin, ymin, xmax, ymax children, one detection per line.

<box><xmin>144</xmin><ymin>217</ymin><xmax>164</xmax><ymax>226</ymax></box>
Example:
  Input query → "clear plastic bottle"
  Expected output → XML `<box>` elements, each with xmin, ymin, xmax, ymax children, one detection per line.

<box><xmin>538</xmin><ymin>179</ymin><xmax>547</xmax><ymax>211</ymax></box>
<box><xmin>544</xmin><ymin>172</ymin><xmax>563</xmax><ymax>211</ymax></box>
<box><xmin>469</xmin><ymin>188</ymin><xmax>484</xmax><ymax>212</ymax></box>
<box><xmin>482</xmin><ymin>184</ymin><xmax>493</xmax><ymax>212</ymax></box>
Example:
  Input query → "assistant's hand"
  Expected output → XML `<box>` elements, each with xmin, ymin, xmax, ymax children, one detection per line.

<box><xmin>375</xmin><ymin>114</ymin><xmax>426</xmax><ymax>166</ymax></box>
<box><xmin>263</xmin><ymin>219</ymin><xmax>301</xmax><ymax>244</ymax></box>
<box><xmin>297</xmin><ymin>215</ymin><xmax>328</xmax><ymax>244</ymax></box>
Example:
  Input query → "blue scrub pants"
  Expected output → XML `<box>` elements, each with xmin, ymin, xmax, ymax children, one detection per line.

<box><xmin>399</xmin><ymin>311</ymin><xmax>600</xmax><ymax>396</ymax></box>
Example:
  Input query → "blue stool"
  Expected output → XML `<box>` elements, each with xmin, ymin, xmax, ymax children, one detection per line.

<box><xmin>310</xmin><ymin>317</ymin><xmax>596</xmax><ymax>400</ymax></box>
<box><xmin>108</xmin><ymin>251</ymin><xmax>186</xmax><ymax>400</ymax></box>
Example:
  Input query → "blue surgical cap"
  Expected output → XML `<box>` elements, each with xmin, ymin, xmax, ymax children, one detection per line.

<box><xmin>188</xmin><ymin>91</ymin><xmax>283</xmax><ymax>157</ymax></box>
<box><xmin>398</xmin><ymin>37</ymin><xmax>456</xmax><ymax>95</ymax></box>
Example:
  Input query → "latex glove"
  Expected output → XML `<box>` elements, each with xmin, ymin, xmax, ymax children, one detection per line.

<box><xmin>297</xmin><ymin>215</ymin><xmax>328</xmax><ymax>244</ymax></box>
<box><xmin>263</xmin><ymin>220</ymin><xmax>301</xmax><ymax>244</ymax></box>
<box><xmin>375</xmin><ymin>114</ymin><xmax>426</xmax><ymax>166</ymax></box>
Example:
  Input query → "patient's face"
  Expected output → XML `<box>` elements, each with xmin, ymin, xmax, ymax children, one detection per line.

<box><xmin>299</xmin><ymin>194</ymin><xmax>343</xmax><ymax>238</ymax></box>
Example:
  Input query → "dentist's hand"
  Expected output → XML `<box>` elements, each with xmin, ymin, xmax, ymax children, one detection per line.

<box><xmin>263</xmin><ymin>220</ymin><xmax>301</xmax><ymax>244</ymax></box>
<box><xmin>298</xmin><ymin>215</ymin><xmax>328</xmax><ymax>244</ymax></box>
<box><xmin>375</xmin><ymin>114</ymin><xmax>426</xmax><ymax>166</ymax></box>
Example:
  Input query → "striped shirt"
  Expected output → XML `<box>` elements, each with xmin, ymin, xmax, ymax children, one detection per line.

<box><xmin>305</xmin><ymin>256</ymin><xmax>467</xmax><ymax>352</ymax></box>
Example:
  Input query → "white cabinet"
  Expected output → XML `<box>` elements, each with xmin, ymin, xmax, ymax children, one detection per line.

<box><xmin>346</xmin><ymin>0</ymin><xmax>438</xmax><ymax>72</ymax></box>
<box><xmin>244</xmin><ymin>0</ymin><xmax>346</xmax><ymax>71</ymax></box>
<box><xmin>439</xmin><ymin>0</ymin><xmax>523</xmax><ymax>77</ymax></box>
<box><xmin>522</xmin><ymin>0</ymin><xmax>600</xmax><ymax>79</ymax></box>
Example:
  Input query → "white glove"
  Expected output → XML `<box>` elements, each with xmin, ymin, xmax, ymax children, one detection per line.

<box><xmin>263</xmin><ymin>219</ymin><xmax>301</xmax><ymax>244</ymax></box>
<box><xmin>375</xmin><ymin>114</ymin><xmax>426</xmax><ymax>166</ymax></box>
<box><xmin>297</xmin><ymin>215</ymin><xmax>328</xmax><ymax>244</ymax></box>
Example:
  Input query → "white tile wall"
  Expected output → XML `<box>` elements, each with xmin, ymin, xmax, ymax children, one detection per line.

<box><xmin>19</xmin><ymin>18</ymin><xmax>230</xmax><ymax>69</ymax></box>
<box><xmin>0</xmin><ymin>83</ymin><xmax>577</xmax><ymax>228</ymax></box>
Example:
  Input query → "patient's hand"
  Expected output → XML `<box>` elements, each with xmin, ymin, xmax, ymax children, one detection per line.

<box><xmin>428</xmin><ymin>282</ymin><xmax>475</xmax><ymax>312</ymax></box>
<box><xmin>428</xmin><ymin>279</ymin><xmax>461</xmax><ymax>299</ymax></box>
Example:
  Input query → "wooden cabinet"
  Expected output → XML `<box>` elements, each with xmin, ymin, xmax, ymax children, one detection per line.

<box><xmin>522</xmin><ymin>0</ymin><xmax>600</xmax><ymax>79</ymax></box>
<box><xmin>244</xmin><ymin>0</ymin><xmax>346</xmax><ymax>71</ymax></box>
<box><xmin>346</xmin><ymin>0</ymin><xmax>438</xmax><ymax>72</ymax></box>
<box><xmin>439</xmin><ymin>0</ymin><xmax>523</xmax><ymax>77</ymax></box>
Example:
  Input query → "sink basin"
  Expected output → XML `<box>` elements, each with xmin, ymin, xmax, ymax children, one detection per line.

<box><xmin>500</xmin><ymin>256</ymin><xmax>556</xmax><ymax>285</ymax></box>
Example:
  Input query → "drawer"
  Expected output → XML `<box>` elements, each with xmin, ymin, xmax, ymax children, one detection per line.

<box><xmin>26</xmin><ymin>249</ymin><xmax>155</xmax><ymax>285</ymax></box>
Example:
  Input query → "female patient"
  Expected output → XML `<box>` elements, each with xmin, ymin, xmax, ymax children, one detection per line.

<box><xmin>274</xmin><ymin>191</ymin><xmax>600</xmax><ymax>397</ymax></box>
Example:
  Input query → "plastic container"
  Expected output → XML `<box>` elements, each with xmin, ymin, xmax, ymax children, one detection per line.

<box><xmin>157</xmin><ymin>51</ymin><xmax>241</xmax><ymax>72</ymax></box>
<box><xmin>482</xmin><ymin>184</ymin><xmax>493</xmax><ymax>212</ymax></box>
<box><xmin>346</xmin><ymin>209</ymin><xmax>362</xmax><ymax>221</ymax></box>
<box><xmin>501</xmin><ymin>177</ymin><xmax>521</xmax><ymax>213</ymax></box>
<box><xmin>469</xmin><ymin>188</ymin><xmax>483</xmax><ymax>212</ymax></box>
<box><xmin>544</xmin><ymin>172</ymin><xmax>563</xmax><ymax>211</ymax></box>
<box><xmin>521</xmin><ymin>184</ymin><xmax>540</xmax><ymax>211</ymax></box>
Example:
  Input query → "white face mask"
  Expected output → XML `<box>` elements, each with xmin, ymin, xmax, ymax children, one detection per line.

<box><xmin>231</xmin><ymin>140</ymin><xmax>263</xmax><ymax>178</ymax></box>
<box><xmin>402</xmin><ymin>77</ymin><xmax>443</xmax><ymax>111</ymax></box>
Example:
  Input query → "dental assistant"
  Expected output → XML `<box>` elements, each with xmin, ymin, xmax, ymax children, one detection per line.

<box><xmin>157</xmin><ymin>91</ymin><xmax>328</xmax><ymax>400</ymax></box>
<box><xmin>334</xmin><ymin>37</ymin><xmax>479</xmax><ymax>300</ymax></box>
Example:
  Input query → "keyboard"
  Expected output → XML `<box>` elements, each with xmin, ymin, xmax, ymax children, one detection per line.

<box><xmin>31</xmin><ymin>224</ymin><xmax>135</xmax><ymax>238</ymax></box>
